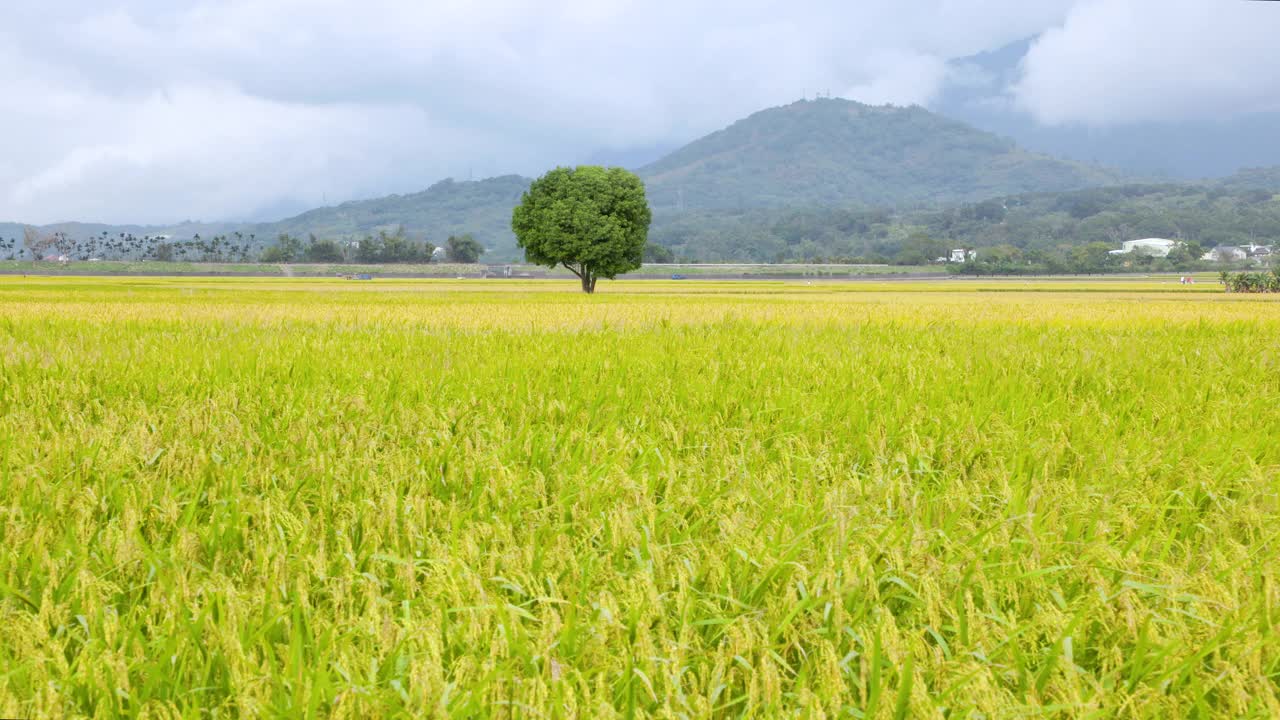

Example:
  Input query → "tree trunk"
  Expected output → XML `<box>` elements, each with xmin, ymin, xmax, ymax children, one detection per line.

<box><xmin>581</xmin><ymin>272</ymin><xmax>597</xmax><ymax>294</ymax></box>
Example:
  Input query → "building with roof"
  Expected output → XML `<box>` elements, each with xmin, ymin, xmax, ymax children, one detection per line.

<box><xmin>1203</xmin><ymin>246</ymin><xmax>1249</xmax><ymax>262</ymax></box>
<box><xmin>1108</xmin><ymin>238</ymin><xmax>1180</xmax><ymax>257</ymax></box>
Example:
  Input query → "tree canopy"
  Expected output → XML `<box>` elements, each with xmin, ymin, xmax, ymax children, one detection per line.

<box><xmin>511</xmin><ymin>166</ymin><xmax>651</xmax><ymax>293</ymax></box>
<box><xmin>445</xmin><ymin>234</ymin><xmax>485</xmax><ymax>263</ymax></box>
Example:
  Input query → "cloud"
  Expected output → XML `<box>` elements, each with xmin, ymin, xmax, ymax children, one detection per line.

<box><xmin>4</xmin><ymin>0</ymin><xmax>1274</xmax><ymax>224</ymax></box>
<box><xmin>843</xmin><ymin>52</ymin><xmax>950</xmax><ymax>107</ymax></box>
<box><xmin>1015</xmin><ymin>0</ymin><xmax>1280</xmax><ymax>126</ymax></box>
<box><xmin>0</xmin><ymin>63</ymin><xmax>548</xmax><ymax>224</ymax></box>
<box><xmin>6</xmin><ymin>86</ymin><xmax>462</xmax><ymax>223</ymax></box>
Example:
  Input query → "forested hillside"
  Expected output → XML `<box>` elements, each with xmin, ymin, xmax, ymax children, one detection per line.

<box><xmin>649</xmin><ymin>182</ymin><xmax>1280</xmax><ymax>264</ymax></box>
<box><xmin>639</xmin><ymin>98</ymin><xmax>1121</xmax><ymax>210</ymax></box>
<box><xmin>1218</xmin><ymin>167</ymin><xmax>1280</xmax><ymax>192</ymax></box>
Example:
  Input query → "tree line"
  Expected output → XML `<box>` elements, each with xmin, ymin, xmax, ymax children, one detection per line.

<box><xmin>1220</xmin><ymin>270</ymin><xmax>1280</xmax><ymax>293</ymax></box>
<box><xmin>946</xmin><ymin>241</ymin><xmax>1217</xmax><ymax>276</ymax></box>
<box><xmin>648</xmin><ymin>183</ymin><xmax>1280</xmax><ymax>266</ymax></box>
<box><xmin>2</xmin><ymin>227</ymin><xmax>485</xmax><ymax>264</ymax></box>
<box><xmin>0</xmin><ymin>229</ymin><xmax>249</xmax><ymax>263</ymax></box>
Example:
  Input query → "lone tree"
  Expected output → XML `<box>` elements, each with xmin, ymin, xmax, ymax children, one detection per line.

<box><xmin>511</xmin><ymin>166</ymin><xmax>651</xmax><ymax>293</ymax></box>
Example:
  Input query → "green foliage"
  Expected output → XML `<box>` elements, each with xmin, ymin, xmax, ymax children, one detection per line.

<box><xmin>643</xmin><ymin>242</ymin><xmax>675</xmax><ymax>264</ymax></box>
<box><xmin>303</xmin><ymin>235</ymin><xmax>345</xmax><ymax>263</ymax></box>
<box><xmin>512</xmin><ymin>166</ymin><xmax>651</xmax><ymax>293</ymax></box>
<box><xmin>151</xmin><ymin>242</ymin><xmax>174</xmax><ymax>262</ymax></box>
<box><xmin>444</xmin><ymin>233</ymin><xmax>484</xmax><ymax>264</ymax></box>
<box><xmin>1221</xmin><ymin>269</ymin><xmax>1280</xmax><ymax>293</ymax></box>
<box><xmin>260</xmin><ymin>233</ymin><xmax>303</xmax><ymax>263</ymax></box>
<box><xmin>354</xmin><ymin>228</ymin><xmax>435</xmax><ymax>264</ymax></box>
<box><xmin>891</xmin><ymin>230</ymin><xmax>948</xmax><ymax>266</ymax></box>
<box><xmin>655</xmin><ymin>182</ymin><xmax>1280</xmax><ymax>266</ymax></box>
<box><xmin>1166</xmin><ymin>240</ymin><xmax>1205</xmax><ymax>265</ymax></box>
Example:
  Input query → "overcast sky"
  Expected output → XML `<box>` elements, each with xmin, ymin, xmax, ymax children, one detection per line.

<box><xmin>2</xmin><ymin>0</ymin><xmax>1278</xmax><ymax>225</ymax></box>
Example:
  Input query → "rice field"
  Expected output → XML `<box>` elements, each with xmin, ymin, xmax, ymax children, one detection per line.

<box><xmin>1</xmin><ymin>276</ymin><xmax>1278</xmax><ymax>718</ymax></box>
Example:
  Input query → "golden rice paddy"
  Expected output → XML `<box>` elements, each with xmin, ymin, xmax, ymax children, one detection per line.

<box><xmin>1</xmin><ymin>276</ymin><xmax>1277</xmax><ymax>718</ymax></box>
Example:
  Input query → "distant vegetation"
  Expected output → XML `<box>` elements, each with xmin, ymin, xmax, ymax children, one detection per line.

<box><xmin>251</xmin><ymin>176</ymin><xmax>525</xmax><ymax>260</ymax></box>
<box><xmin>651</xmin><ymin>181</ymin><xmax>1280</xmax><ymax>267</ymax></box>
<box><xmin>1217</xmin><ymin>166</ymin><xmax>1280</xmax><ymax>192</ymax></box>
<box><xmin>444</xmin><ymin>234</ymin><xmax>485</xmax><ymax>264</ymax></box>
<box><xmin>258</xmin><ymin>230</ymin><xmax>485</xmax><ymax>264</ymax></box>
<box><xmin>1</xmin><ymin>228</ymin><xmax>484</xmax><ymax>265</ymax></box>
<box><xmin>7</xmin><ymin>178</ymin><xmax>1276</xmax><ymax>271</ymax></box>
<box><xmin>0</xmin><ymin>230</ymin><xmax>258</xmax><ymax>263</ymax></box>
<box><xmin>1220</xmin><ymin>269</ymin><xmax>1280</xmax><ymax>293</ymax></box>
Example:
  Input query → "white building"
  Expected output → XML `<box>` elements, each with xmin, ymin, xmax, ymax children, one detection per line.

<box><xmin>1203</xmin><ymin>246</ymin><xmax>1248</xmax><ymax>262</ymax></box>
<box><xmin>949</xmin><ymin>248</ymin><xmax>976</xmax><ymax>263</ymax></box>
<box><xmin>1109</xmin><ymin>238</ymin><xmax>1179</xmax><ymax>257</ymax></box>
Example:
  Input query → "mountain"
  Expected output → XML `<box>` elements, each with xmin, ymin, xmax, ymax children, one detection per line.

<box><xmin>638</xmin><ymin>98</ymin><xmax>1122</xmax><ymax>211</ymax></box>
<box><xmin>249</xmin><ymin>99</ymin><xmax>1124</xmax><ymax>260</ymax></box>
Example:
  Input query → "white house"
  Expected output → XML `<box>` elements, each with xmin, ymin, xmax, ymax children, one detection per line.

<box><xmin>1203</xmin><ymin>246</ymin><xmax>1248</xmax><ymax>262</ymax></box>
<box><xmin>1109</xmin><ymin>238</ymin><xmax>1179</xmax><ymax>257</ymax></box>
<box><xmin>949</xmin><ymin>248</ymin><xmax>976</xmax><ymax>263</ymax></box>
